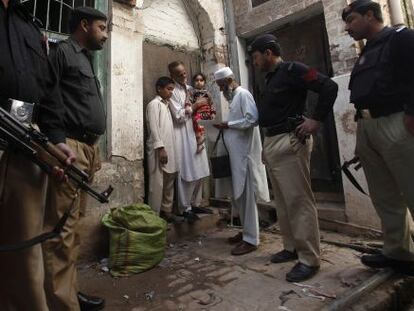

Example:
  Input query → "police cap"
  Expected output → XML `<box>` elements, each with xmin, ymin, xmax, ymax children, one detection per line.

<box><xmin>248</xmin><ymin>34</ymin><xmax>281</xmax><ymax>56</ymax></box>
<box><xmin>69</xmin><ymin>7</ymin><xmax>107</xmax><ymax>33</ymax></box>
<box><xmin>342</xmin><ymin>0</ymin><xmax>381</xmax><ymax>21</ymax></box>
<box><xmin>72</xmin><ymin>7</ymin><xmax>107</xmax><ymax>21</ymax></box>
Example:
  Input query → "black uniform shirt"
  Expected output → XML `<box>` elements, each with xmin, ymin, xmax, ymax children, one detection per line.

<box><xmin>50</xmin><ymin>37</ymin><xmax>106</xmax><ymax>136</ymax></box>
<box><xmin>0</xmin><ymin>0</ymin><xmax>65</xmax><ymax>143</ymax></box>
<box><xmin>394</xmin><ymin>28</ymin><xmax>414</xmax><ymax>116</ymax></box>
<box><xmin>350</xmin><ymin>26</ymin><xmax>414</xmax><ymax>116</ymax></box>
<box><xmin>258</xmin><ymin>61</ymin><xmax>338</xmax><ymax>127</ymax></box>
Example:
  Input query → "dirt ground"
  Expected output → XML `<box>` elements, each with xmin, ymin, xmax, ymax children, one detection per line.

<box><xmin>78</xmin><ymin>226</ymin><xmax>383</xmax><ymax>311</ymax></box>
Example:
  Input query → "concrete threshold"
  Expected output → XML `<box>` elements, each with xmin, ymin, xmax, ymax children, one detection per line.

<box><xmin>209</xmin><ymin>197</ymin><xmax>383</xmax><ymax>238</ymax></box>
<box><xmin>167</xmin><ymin>208</ymin><xmax>226</xmax><ymax>243</ymax></box>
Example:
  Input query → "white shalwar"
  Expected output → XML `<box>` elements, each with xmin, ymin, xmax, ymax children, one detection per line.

<box><xmin>169</xmin><ymin>82</ymin><xmax>210</xmax><ymax>212</ymax></box>
<box><xmin>224</xmin><ymin>87</ymin><xmax>270</xmax><ymax>246</ymax></box>
<box><xmin>146</xmin><ymin>96</ymin><xmax>179</xmax><ymax>213</ymax></box>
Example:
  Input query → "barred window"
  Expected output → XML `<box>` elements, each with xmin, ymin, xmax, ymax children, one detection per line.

<box><xmin>21</xmin><ymin>0</ymin><xmax>95</xmax><ymax>34</ymax></box>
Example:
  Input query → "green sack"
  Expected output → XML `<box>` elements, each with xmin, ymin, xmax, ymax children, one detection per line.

<box><xmin>102</xmin><ymin>204</ymin><xmax>167</xmax><ymax>277</ymax></box>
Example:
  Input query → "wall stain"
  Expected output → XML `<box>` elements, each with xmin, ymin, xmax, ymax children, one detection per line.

<box><xmin>341</xmin><ymin>110</ymin><xmax>357</xmax><ymax>134</ymax></box>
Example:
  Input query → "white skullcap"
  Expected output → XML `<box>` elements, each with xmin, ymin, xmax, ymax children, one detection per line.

<box><xmin>214</xmin><ymin>67</ymin><xmax>234</xmax><ymax>81</ymax></box>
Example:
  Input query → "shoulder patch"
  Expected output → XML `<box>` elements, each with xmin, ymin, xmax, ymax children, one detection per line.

<box><xmin>303</xmin><ymin>68</ymin><xmax>318</xmax><ymax>82</ymax></box>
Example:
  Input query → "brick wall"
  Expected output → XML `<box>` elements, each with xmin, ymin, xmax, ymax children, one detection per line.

<box><xmin>322</xmin><ymin>0</ymin><xmax>359</xmax><ymax>75</ymax></box>
<box><xmin>231</xmin><ymin>0</ymin><xmax>395</xmax><ymax>75</ymax></box>
<box><xmin>231</xmin><ymin>0</ymin><xmax>360</xmax><ymax>75</ymax></box>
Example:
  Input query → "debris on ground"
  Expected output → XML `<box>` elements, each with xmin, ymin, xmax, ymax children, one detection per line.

<box><xmin>190</xmin><ymin>292</ymin><xmax>217</xmax><ymax>306</ymax></box>
<box><xmin>78</xmin><ymin>228</ymin><xmax>392</xmax><ymax>310</ymax></box>
<box><xmin>279</xmin><ymin>289</ymin><xmax>301</xmax><ymax>305</ymax></box>
<box><xmin>158</xmin><ymin>258</ymin><xmax>171</xmax><ymax>268</ymax></box>
<box><xmin>321</xmin><ymin>239</ymin><xmax>381</xmax><ymax>254</ymax></box>
<box><xmin>98</xmin><ymin>258</ymin><xmax>110</xmax><ymax>273</ymax></box>
<box><xmin>144</xmin><ymin>291</ymin><xmax>155</xmax><ymax>301</ymax></box>
<box><xmin>293</xmin><ymin>283</ymin><xmax>336</xmax><ymax>301</ymax></box>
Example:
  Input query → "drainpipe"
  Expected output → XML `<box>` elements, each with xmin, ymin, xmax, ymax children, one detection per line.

<box><xmin>222</xmin><ymin>0</ymin><xmax>241</xmax><ymax>82</ymax></box>
<box><xmin>389</xmin><ymin>0</ymin><xmax>405</xmax><ymax>25</ymax></box>
<box><xmin>322</xmin><ymin>269</ymin><xmax>394</xmax><ymax>311</ymax></box>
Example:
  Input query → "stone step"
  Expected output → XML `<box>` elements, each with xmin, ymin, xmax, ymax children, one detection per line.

<box><xmin>167</xmin><ymin>208</ymin><xmax>226</xmax><ymax>243</ymax></box>
<box><xmin>209</xmin><ymin>197</ymin><xmax>347</xmax><ymax>223</ymax></box>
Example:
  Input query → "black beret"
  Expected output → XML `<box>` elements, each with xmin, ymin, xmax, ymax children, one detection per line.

<box><xmin>72</xmin><ymin>7</ymin><xmax>107</xmax><ymax>21</ymax></box>
<box><xmin>342</xmin><ymin>0</ymin><xmax>377</xmax><ymax>21</ymax></box>
<box><xmin>248</xmin><ymin>34</ymin><xmax>280</xmax><ymax>54</ymax></box>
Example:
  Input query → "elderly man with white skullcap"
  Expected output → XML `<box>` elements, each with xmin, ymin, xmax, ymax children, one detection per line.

<box><xmin>214</xmin><ymin>67</ymin><xmax>269</xmax><ymax>256</ymax></box>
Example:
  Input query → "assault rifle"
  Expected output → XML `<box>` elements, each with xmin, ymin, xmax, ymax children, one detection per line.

<box><xmin>0</xmin><ymin>105</ymin><xmax>113</xmax><ymax>203</ymax></box>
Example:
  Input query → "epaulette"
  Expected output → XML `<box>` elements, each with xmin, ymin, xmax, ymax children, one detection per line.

<box><xmin>395</xmin><ymin>25</ymin><xmax>407</xmax><ymax>33</ymax></box>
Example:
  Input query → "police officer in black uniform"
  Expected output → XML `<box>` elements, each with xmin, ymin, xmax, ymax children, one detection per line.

<box><xmin>343</xmin><ymin>0</ymin><xmax>414</xmax><ymax>275</ymax></box>
<box><xmin>42</xmin><ymin>7</ymin><xmax>108</xmax><ymax>311</ymax></box>
<box><xmin>249</xmin><ymin>34</ymin><xmax>338</xmax><ymax>282</ymax></box>
<box><xmin>0</xmin><ymin>0</ymin><xmax>75</xmax><ymax>309</ymax></box>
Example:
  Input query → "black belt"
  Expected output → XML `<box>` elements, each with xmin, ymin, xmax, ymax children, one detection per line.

<box><xmin>66</xmin><ymin>130</ymin><xmax>100</xmax><ymax>145</ymax></box>
<box><xmin>264</xmin><ymin>115</ymin><xmax>304</xmax><ymax>137</ymax></box>
<box><xmin>264</xmin><ymin>124</ymin><xmax>291</xmax><ymax>137</ymax></box>
<box><xmin>355</xmin><ymin>106</ymin><xmax>403</xmax><ymax>120</ymax></box>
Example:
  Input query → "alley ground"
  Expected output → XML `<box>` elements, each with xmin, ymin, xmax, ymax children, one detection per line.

<box><xmin>78</xmin><ymin>225</ymin><xmax>414</xmax><ymax>311</ymax></box>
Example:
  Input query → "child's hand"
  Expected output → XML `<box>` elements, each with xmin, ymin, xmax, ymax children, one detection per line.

<box><xmin>158</xmin><ymin>148</ymin><xmax>168</xmax><ymax>165</ymax></box>
<box><xmin>185</xmin><ymin>105</ymin><xmax>193</xmax><ymax>115</ymax></box>
<box><xmin>193</xmin><ymin>98</ymin><xmax>209</xmax><ymax>111</ymax></box>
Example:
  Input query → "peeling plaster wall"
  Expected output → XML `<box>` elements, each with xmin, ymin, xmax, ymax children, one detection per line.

<box><xmin>142</xmin><ymin>0</ymin><xmax>199</xmax><ymax>50</ymax></box>
<box><xmin>110</xmin><ymin>2</ymin><xmax>144</xmax><ymax>161</ymax></box>
<box><xmin>79</xmin><ymin>2</ymin><xmax>145</xmax><ymax>260</ymax></box>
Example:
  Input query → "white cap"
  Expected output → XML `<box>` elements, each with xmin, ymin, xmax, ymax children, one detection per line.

<box><xmin>214</xmin><ymin>67</ymin><xmax>234</xmax><ymax>81</ymax></box>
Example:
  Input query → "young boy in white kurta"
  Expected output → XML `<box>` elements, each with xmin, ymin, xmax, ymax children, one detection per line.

<box><xmin>146</xmin><ymin>77</ymin><xmax>180</xmax><ymax>221</ymax></box>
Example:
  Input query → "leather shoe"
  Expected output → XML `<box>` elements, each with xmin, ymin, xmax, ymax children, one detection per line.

<box><xmin>78</xmin><ymin>292</ymin><xmax>105</xmax><ymax>311</ymax></box>
<box><xmin>270</xmin><ymin>249</ymin><xmax>298</xmax><ymax>263</ymax></box>
<box><xmin>361</xmin><ymin>254</ymin><xmax>414</xmax><ymax>275</ymax></box>
<box><xmin>231</xmin><ymin>241</ymin><xmax>258</xmax><ymax>256</ymax></box>
<box><xmin>227</xmin><ymin>232</ymin><xmax>243</xmax><ymax>244</ymax></box>
<box><xmin>182</xmin><ymin>211</ymin><xmax>200</xmax><ymax>224</ymax></box>
<box><xmin>286</xmin><ymin>262</ymin><xmax>319</xmax><ymax>282</ymax></box>
<box><xmin>361</xmin><ymin>254</ymin><xmax>396</xmax><ymax>269</ymax></box>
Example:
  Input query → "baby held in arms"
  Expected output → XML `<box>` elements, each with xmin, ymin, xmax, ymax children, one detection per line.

<box><xmin>185</xmin><ymin>73</ymin><xmax>216</xmax><ymax>153</ymax></box>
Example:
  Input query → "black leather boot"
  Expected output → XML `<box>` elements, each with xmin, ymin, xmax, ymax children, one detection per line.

<box><xmin>78</xmin><ymin>292</ymin><xmax>105</xmax><ymax>311</ymax></box>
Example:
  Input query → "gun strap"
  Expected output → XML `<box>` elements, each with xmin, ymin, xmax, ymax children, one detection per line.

<box><xmin>0</xmin><ymin>190</ymin><xmax>79</xmax><ymax>252</ymax></box>
<box><xmin>341</xmin><ymin>160</ymin><xmax>368</xmax><ymax>196</ymax></box>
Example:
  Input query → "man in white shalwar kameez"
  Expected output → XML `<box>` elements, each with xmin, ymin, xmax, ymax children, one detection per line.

<box><xmin>146</xmin><ymin>77</ymin><xmax>180</xmax><ymax>221</ymax></box>
<box><xmin>168</xmin><ymin>61</ymin><xmax>210</xmax><ymax>223</ymax></box>
<box><xmin>214</xmin><ymin>67</ymin><xmax>270</xmax><ymax>255</ymax></box>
